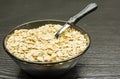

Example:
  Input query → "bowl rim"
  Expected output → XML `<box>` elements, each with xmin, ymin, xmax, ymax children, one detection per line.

<box><xmin>3</xmin><ymin>19</ymin><xmax>91</xmax><ymax>65</ymax></box>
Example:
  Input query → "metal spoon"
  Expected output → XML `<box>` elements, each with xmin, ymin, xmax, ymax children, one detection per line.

<box><xmin>55</xmin><ymin>3</ymin><xmax>97</xmax><ymax>38</ymax></box>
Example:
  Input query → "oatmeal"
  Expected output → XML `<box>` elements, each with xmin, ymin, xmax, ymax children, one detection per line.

<box><xmin>6</xmin><ymin>24</ymin><xmax>88</xmax><ymax>62</ymax></box>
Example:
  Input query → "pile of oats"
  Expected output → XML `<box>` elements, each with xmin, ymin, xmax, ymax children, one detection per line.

<box><xmin>6</xmin><ymin>24</ymin><xmax>88</xmax><ymax>62</ymax></box>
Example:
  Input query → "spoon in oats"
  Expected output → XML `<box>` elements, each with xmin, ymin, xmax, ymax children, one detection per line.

<box><xmin>55</xmin><ymin>3</ymin><xmax>97</xmax><ymax>38</ymax></box>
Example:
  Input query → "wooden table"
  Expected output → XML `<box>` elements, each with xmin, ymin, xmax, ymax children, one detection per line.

<box><xmin>0</xmin><ymin>0</ymin><xmax>120</xmax><ymax>79</ymax></box>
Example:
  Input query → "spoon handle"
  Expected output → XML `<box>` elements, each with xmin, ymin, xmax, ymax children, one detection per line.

<box><xmin>68</xmin><ymin>3</ymin><xmax>97</xmax><ymax>24</ymax></box>
<box><xmin>55</xmin><ymin>3</ymin><xmax>97</xmax><ymax>38</ymax></box>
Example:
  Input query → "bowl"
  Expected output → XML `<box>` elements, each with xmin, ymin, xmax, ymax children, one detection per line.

<box><xmin>3</xmin><ymin>19</ymin><xmax>90</xmax><ymax>77</ymax></box>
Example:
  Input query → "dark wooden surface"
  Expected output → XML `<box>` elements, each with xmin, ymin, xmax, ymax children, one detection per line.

<box><xmin>0</xmin><ymin>0</ymin><xmax>120</xmax><ymax>79</ymax></box>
